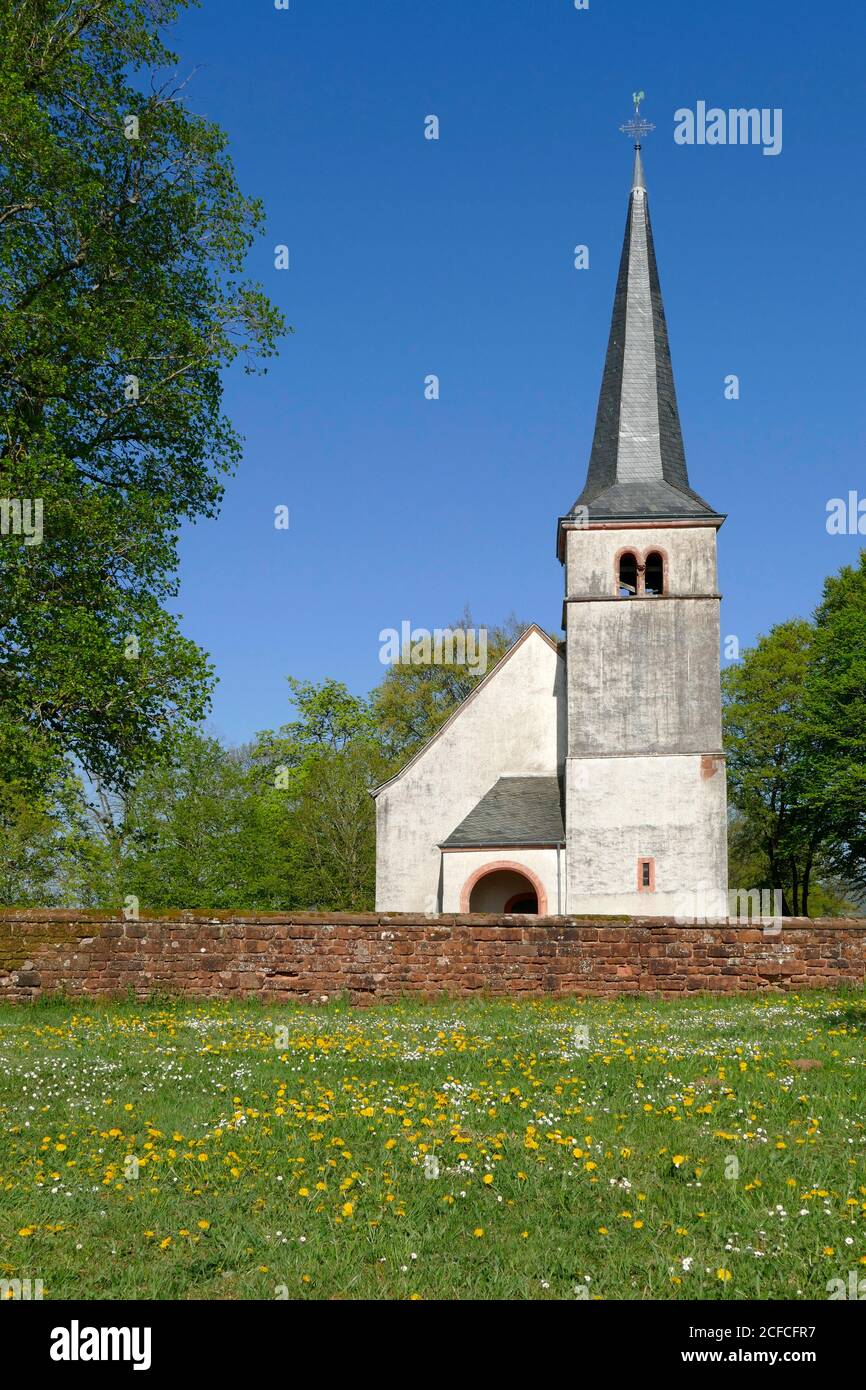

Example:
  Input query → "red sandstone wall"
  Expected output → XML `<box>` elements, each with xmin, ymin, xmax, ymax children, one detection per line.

<box><xmin>0</xmin><ymin>910</ymin><xmax>864</xmax><ymax>1004</ymax></box>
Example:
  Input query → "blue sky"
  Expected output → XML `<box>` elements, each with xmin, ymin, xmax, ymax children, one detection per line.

<box><xmin>164</xmin><ymin>0</ymin><xmax>866</xmax><ymax>746</ymax></box>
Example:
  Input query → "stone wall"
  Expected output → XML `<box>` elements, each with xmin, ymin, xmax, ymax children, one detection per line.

<box><xmin>0</xmin><ymin>910</ymin><xmax>864</xmax><ymax>1004</ymax></box>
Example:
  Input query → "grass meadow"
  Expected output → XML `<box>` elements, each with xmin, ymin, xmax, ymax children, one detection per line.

<box><xmin>0</xmin><ymin>990</ymin><xmax>864</xmax><ymax>1301</ymax></box>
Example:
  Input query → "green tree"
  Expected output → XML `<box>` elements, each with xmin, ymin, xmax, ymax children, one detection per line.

<box><xmin>723</xmin><ymin>596</ymin><xmax>865</xmax><ymax>917</ymax></box>
<box><xmin>803</xmin><ymin>552</ymin><xmax>866</xmax><ymax>895</ymax></box>
<box><xmin>0</xmin><ymin>0</ymin><xmax>285</xmax><ymax>793</ymax></box>
<box><xmin>252</xmin><ymin>679</ymin><xmax>382</xmax><ymax>911</ymax></box>
<box><xmin>79</xmin><ymin>730</ymin><xmax>287</xmax><ymax>911</ymax></box>
<box><xmin>0</xmin><ymin>771</ymin><xmax>93</xmax><ymax>905</ymax></box>
<box><xmin>722</xmin><ymin>620</ymin><xmax>824</xmax><ymax>915</ymax></box>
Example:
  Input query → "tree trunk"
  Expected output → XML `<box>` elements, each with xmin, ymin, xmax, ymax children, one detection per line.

<box><xmin>802</xmin><ymin>848</ymin><xmax>814</xmax><ymax>919</ymax></box>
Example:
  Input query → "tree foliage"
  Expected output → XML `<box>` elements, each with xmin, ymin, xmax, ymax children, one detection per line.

<box><xmin>0</xmin><ymin>0</ymin><xmax>284</xmax><ymax>793</ymax></box>
<box><xmin>722</xmin><ymin>620</ymin><xmax>819</xmax><ymax>914</ymax></box>
<box><xmin>803</xmin><ymin>553</ymin><xmax>866</xmax><ymax>893</ymax></box>
<box><xmin>723</xmin><ymin>555</ymin><xmax>866</xmax><ymax>915</ymax></box>
<box><xmin>251</xmin><ymin>678</ymin><xmax>383</xmax><ymax>911</ymax></box>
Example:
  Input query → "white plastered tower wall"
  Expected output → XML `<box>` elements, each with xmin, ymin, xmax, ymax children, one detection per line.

<box><xmin>373</xmin><ymin>628</ymin><xmax>566</xmax><ymax>913</ymax></box>
<box><xmin>563</xmin><ymin>524</ymin><xmax>728</xmax><ymax>916</ymax></box>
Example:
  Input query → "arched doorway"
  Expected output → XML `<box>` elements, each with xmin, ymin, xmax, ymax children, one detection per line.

<box><xmin>460</xmin><ymin>861</ymin><xmax>547</xmax><ymax>915</ymax></box>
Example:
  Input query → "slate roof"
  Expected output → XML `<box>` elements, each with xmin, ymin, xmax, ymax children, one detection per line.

<box><xmin>562</xmin><ymin>147</ymin><xmax>723</xmax><ymax>528</ymax></box>
<box><xmin>440</xmin><ymin>776</ymin><xmax>565</xmax><ymax>848</ymax></box>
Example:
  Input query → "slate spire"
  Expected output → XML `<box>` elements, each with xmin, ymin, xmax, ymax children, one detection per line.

<box><xmin>565</xmin><ymin>144</ymin><xmax>722</xmax><ymax>526</ymax></box>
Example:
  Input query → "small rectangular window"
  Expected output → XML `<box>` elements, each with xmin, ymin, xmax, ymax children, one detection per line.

<box><xmin>637</xmin><ymin>857</ymin><xmax>655</xmax><ymax>892</ymax></box>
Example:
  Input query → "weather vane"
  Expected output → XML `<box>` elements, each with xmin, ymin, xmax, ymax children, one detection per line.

<box><xmin>619</xmin><ymin>90</ymin><xmax>655</xmax><ymax>147</ymax></box>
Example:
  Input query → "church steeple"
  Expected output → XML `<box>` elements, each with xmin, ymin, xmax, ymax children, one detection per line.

<box><xmin>560</xmin><ymin>115</ymin><xmax>723</xmax><ymax>546</ymax></box>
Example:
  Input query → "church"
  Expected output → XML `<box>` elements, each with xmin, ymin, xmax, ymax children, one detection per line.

<box><xmin>374</xmin><ymin>136</ymin><xmax>729</xmax><ymax>919</ymax></box>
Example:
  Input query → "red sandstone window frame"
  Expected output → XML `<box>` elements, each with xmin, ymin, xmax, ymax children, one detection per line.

<box><xmin>615</xmin><ymin>547</ymin><xmax>640</xmax><ymax>597</ymax></box>
<box><xmin>613</xmin><ymin>547</ymin><xmax>669</xmax><ymax>598</ymax></box>
<box><xmin>637</xmin><ymin>857</ymin><xmax>656</xmax><ymax>892</ymax></box>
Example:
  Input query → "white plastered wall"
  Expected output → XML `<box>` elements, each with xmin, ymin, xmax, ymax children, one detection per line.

<box><xmin>565</xmin><ymin>752</ymin><xmax>728</xmax><ymax>916</ymax></box>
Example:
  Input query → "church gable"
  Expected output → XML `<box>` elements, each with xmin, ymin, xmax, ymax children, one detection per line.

<box><xmin>373</xmin><ymin>625</ymin><xmax>563</xmax><ymax>799</ymax></box>
<box><xmin>373</xmin><ymin>626</ymin><xmax>566</xmax><ymax>913</ymax></box>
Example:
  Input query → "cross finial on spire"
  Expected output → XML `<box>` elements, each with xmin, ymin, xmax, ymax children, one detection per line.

<box><xmin>619</xmin><ymin>91</ymin><xmax>655</xmax><ymax>148</ymax></box>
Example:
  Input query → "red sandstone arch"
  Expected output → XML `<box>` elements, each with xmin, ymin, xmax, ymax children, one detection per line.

<box><xmin>459</xmin><ymin>859</ymin><xmax>548</xmax><ymax>915</ymax></box>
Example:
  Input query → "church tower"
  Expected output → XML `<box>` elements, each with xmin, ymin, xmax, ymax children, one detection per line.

<box><xmin>557</xmin><ymin>130</ymin><xmax>728</xmax><ymax>918</ymax></box>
